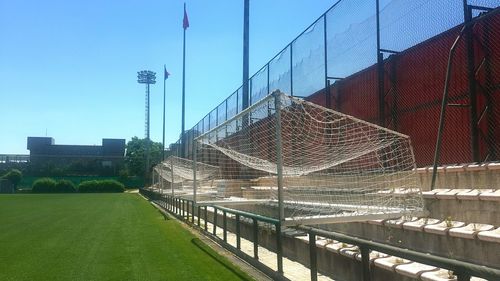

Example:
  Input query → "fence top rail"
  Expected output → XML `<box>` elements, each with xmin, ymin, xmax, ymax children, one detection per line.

<box><xmin>297</xmin><ymin>225</ymin><xmax>500</xmax><ymax>280</ymax></box>
<box><xmin>161</xmin><ymin>193</ymin><xmax>280</xmax><ymax>225</ymax></box>
<box><xmin>213</xmin><ymin>205</ymin><xmax>280</xmax><ymax>225</ymax></box>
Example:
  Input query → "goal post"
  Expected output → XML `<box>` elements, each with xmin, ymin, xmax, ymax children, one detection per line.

<box><xmin>192</xmin><ymin>90</ymin><xmax>426</xmax><ymax>226</ymax></box>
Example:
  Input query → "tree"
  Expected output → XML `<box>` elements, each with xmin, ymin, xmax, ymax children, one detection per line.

<box><xmin>125</xmin><ymin>137</ymin><xmax>163</xmax><ymax>177</ymax></box>
<box><xmin>3</xmin><ymin>169</ymin><xmax>22</xmax><ymax>190</ymax></box>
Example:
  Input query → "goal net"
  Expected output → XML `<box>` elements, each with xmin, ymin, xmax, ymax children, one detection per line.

<box><xmin>194</xmin><ymin>91</ymin><xmax>425</xmax><ymax>226</ymax></box>
<box><xmin>152</xmin><ymin>156</ymin><xmax>220</xmax><ymax>199</ymax></box>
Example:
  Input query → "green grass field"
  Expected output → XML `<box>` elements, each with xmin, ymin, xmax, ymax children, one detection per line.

<box><xmin>0</xmin><ymin>194</ymin><xmax>254</xmax><ymax>281</ymax></box>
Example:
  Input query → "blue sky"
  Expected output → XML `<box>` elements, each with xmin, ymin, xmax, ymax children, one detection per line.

<box><xmin>0</xmin><ymin>0</ymin><xmax>336</xmax><ymax>154</ymax></box>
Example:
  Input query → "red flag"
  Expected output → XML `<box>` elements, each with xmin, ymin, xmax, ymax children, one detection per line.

<box><xmin>164</xmin><ymin>65</ymin><xmax>170</xmax><ymax>80</ymax></box>
<box><xmin>183</xmin><ymin>3</ymin><xmax>189</xmax><ymax>30</ymax></box>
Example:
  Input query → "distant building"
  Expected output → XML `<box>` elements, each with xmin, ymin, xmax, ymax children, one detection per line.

<box><xmin>27</xmin><ymin>137</ymin><xmax>126</xmax><ymax>173</ymax></box>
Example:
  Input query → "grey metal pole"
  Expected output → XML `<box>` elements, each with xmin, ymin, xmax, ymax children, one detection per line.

<box><xmin>181</xmin><ymin>3</ymin><xmax>188</xmax><ymax>157</ymax></box>
<box><xmin>376</xmin><ymin>0</ymin><xmax>385</xmax><ymax>127</ymax></box>
<box><xmin>463</xmin><ymin>2</ymin><xmax>479</xmax><ymax>162</ymax></box>
<box><xmin>171</xmin><ymin>159</ymin><xmax>175</xmax><ymax>198</ymax></box>
<box><xmin>162</xmin><ymin>65</ymin><xmax>167</xmax><ymax>161</ymax></box>
<box><xmin>146</xmin><ymin>83</ymin><xmax>151</xmax><ymax>185</ymax></box>
<box><xmin>242</xmin><ymin>0</ymin><xmax>250</xmax><ymax>110</ymax></box>
<box><xmin>193</xmin><ymin>141</ymin><xmax>197</xmax><ymax>205</ymax></box>
<box><xmin>273</xmin><ymin>90</ymin><xmax>284</xmax><ymax>274</ymax></box>
<box><xmin>431</xmin><ymin>26</ymin><xmax>468</xmax><ymax>190</ymax></box>
<box><xmin>273</xmin><ymin>91</ymin><xmax>285</xmax><ymax>224</ymax></box>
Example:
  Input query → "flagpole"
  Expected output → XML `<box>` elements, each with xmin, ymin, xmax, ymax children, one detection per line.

<box><xmin>181</xmin><ymin>2</ymin><xmax>187</xmax><ymax>158</ymax></box>
<box><xmin>162</xmin><ymin>64</ymin><xmax>166</xmax><ymax>161</ymax></box>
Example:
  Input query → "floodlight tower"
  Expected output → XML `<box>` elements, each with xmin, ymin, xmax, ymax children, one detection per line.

<box><xmin>137</xmin><ymin>70</ymin><xmax>156</xmax><ymax>185</ymax></box>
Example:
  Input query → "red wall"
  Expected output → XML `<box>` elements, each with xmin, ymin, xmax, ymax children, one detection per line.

<box><xmin>307</xmin><ymin>12</ymin><xmax>500</xmax><ymax>166</ymax></box>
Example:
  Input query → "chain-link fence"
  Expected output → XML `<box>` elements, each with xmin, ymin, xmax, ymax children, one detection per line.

<box><xmin>176</xmin><ymin>0</ymin><xmax>499</xmax><ymax>168</ymax></box>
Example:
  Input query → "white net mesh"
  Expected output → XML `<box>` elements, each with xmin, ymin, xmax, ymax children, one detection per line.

<box><xmin>194</xmin><ymin>91</ymin><xmax>425</xmax><ymax>225</ymax></box>
<box><xmin>151</xmin><ymin>156</ymin><xmax>220</xmax><ymax>199</ymax></box>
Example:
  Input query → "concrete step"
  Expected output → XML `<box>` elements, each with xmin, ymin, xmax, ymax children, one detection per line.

<box><xmin>422</xmin><ymin>188</ymin><xmax>500</xmax><ymax>225</ymax></box>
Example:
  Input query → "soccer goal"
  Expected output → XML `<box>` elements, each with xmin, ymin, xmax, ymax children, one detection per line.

<box><xmin>151</xmin><ymin>156</ymin><xmax>220</xmax><ymax>200</ymax></box>
<box><xmin>193</xmin><ymin>90</ymin><xmax>425</xmax><ymax>226</ymax></box>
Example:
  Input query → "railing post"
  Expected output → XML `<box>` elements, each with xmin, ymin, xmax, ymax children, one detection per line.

<box><xmin>309</xmin><ymin>232</ymin><xmax>318</xmax><ymax>281</ymax></box>
<box><xmin>236</xmin><ymin>214</ymin><xmax>241</xmax><ymax>250</ymax></box>
<box><xmin>197</xmin><ymin>205</ymin><xmax>201</xmax><ymax>227</ymax></box>
<box><xmin>192</xmin><ymin>201</ymin><xmax>195</xmax><ymax>223</ymax></box>
<box><xmin>223</xmin><ymin>211</ymin><xmax>227</xmax><ymax>242</ymax></box>
<box><xmin>213</xmin><ymin>207</ymin><xmax>218</xmax><ymax>236</ymax></box>
<box><xmin>253</xmin><ymin>218</ymin><xmax>259</xmax><ymax>260</ymax></box>
<box><xmin>182</xmin><ymin>200</ymin><xmax>185</xmax><ymax>219</ymax></box>
<box><xmin>457</xmin><ymin>272</ymin><xmax>471</xmax><ymax>281</ymax></box>
<box><xmin>360</xmin><ymin>246</ymin><xmax>371</xmax><ymax>281</ymax></box>
<box><xmin>204</xmin><ymin>206</ymin><xmax>208</xmax><ymax>231</ymax></box>
<box><xmin>277</xmin><ymin>223</ymin><xmax>283</xmax><ymax>274</ymax></box>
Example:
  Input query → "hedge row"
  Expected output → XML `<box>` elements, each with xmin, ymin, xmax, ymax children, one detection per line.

<box><xmin>32</xmin><ymin>178</ymin><xmax>124</xmax><ymax>193</ymax></box>
<box><xmin>32</xmin><ymin>178</ymin><xmax>75</xmax><ymax>193</ymax></box>
<box><xmin>78</xmin><ymin>180</ymin><xmax>125</xmax><ymax>193</ymax></box>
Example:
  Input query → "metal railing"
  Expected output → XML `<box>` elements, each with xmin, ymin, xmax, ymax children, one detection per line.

<box><xmin>140</xmin><ymin>188</ymin><xmax>286</xmax><ymax>280</ymax></box>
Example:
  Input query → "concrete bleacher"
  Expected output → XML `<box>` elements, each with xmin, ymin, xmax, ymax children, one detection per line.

<box><xmin>149</xmin><ymin>161</ymin><xmax>500</xmax><ymax>280</ymax></box>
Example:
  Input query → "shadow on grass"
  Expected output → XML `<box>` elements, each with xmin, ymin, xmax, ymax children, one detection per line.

<box><xmin>191</xmin><ymin>238</ymin><xmax>255</xmax><ymax>281</ymax></box>
<box><xmin>157</xmin><ymin>209</ymin><xmax>170</xmax><ymax>220</ymax></box>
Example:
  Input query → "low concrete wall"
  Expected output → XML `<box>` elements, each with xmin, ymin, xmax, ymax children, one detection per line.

<box><xmin>425</xmin><ymin>197</ymin><xmax>500</xmax><ymax>225</ymax></box>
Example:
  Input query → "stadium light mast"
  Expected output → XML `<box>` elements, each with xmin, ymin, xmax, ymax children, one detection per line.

<box><xmin>137</xmin><ymin>70</ymin><xmax>156</xmax><ymax>185</ymax></box>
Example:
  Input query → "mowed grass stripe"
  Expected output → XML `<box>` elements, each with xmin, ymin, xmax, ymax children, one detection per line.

<box><xmin>0</xmin><ymin>194</ymin><xmax>254</xmax><ymax>281</ymax></box>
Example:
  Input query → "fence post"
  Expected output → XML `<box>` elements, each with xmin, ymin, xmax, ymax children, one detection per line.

<box><xmin>375</xmin><ymin>0</ymin><xmax>385</xmax><ymax>127</ymax></box>
<box><xmin>192</xmin><ymin>202</ymin><xmax>195</xmax><ymax>223</ymax></box>
<box><xmin>204</xmin><ymin>206</ymin><xmax>208</xmax><ymax>231</ymax></box>
<box><xmin>223</xmin><ymin>211</ymin><xmax>227</xmax><ymax>242</ymax></box>
<box><xmin>192</xmin><ymin>139</ymin><xmax>197</xmax><ymax>224</ymax></box>
<box><xmin>457</xmin><ymin>272</ymin><xmax>471</xmax><ymax>281</ymax></box>
<box><xmin>273</xmin><ymin>90</ymin><xmax>284</xmax><ymax>273</ymax></box>
<box><xmin>182</xmin><ymin>200</ymin><xmax>185</xmax><ymax>219</ymax></box>
<box><xmin>360</xmin><ymin>246</ymin><xmax>371</xmax><ymax>281</ymax></box>
<box><xmin>197</xmin><ymin>205</ymin><xmax>201</xmax><ymax>227</ymax></box>
<box><xmin>236</xmin><ymin>214</ymin><xmax>241</xmax><ymax>250</ymax></box>
<box><xmin>253</xmin><ymin>218</ymin><xmax>259</xmax><ymax>260</ymax></box>
<box><xmin>276</xmin><ymin>223</ymin><xmax>283</xmax><ymax>274</ymax></box>
<box><xmin>170</xmin><ymin>159</ymin><xmax>174</xmax><ymax>199</ymax></box>
<box><xmin>290</xmin><ymin>44</ymin><xmax>294</xmax><ymax>96</ymax></box>
<box><xmin>463</xmin><ymin>3</ymin><xmax>480</xmax><ymax>162</ymax></box>
<box><xmin>323</xmin><ymin>14</ymin><xmax>329</xmax><ymax>108</ymax></box>
<box><xmin>309</xmin><ymin>232</ymin><xmax>318</xmax><ymax>281</ymax></box>
<box><xmin>213</xmin><ymin>207</ymin><xmax>218</xmax><ymax>236</ymax></box>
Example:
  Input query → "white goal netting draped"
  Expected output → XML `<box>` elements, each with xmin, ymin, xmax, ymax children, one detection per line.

<box><xmin>151</xmin><ymin>156</ymin><xmax>220</xmax><ymax>199</ymax></box>
<box><xmin>194</xmin><ymin>91</ymin><xmax>425</xmax><ymax>225</ymax></box>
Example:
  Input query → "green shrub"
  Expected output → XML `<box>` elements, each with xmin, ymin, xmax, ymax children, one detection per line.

<box><xmin>2</xmin><ymin>169</ymin><xmax>23</xmax><ymax>189</ymax></box>
<box><xmin>32</xmin><ymin>178</ymin><xmax>57</xmax><ymax>193</ymax></box>
<box><xmin>77</xmin><ymin>180</ymin><xmax>99</xmax><ymax>193</ymax></box>
<box><xmin>55</xmin><ymin>180</ymin><xmax>76</xmax><ymax>193</ymax></box>
<box><xmin>98</xmin><ymin>180</ymin><xmax>125</xmax><ymax>192</ymax></box>
<box><xmin>78</xmin><ymin>179</ymin><xmax>125</xmax><ymax>193</ymax></box>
